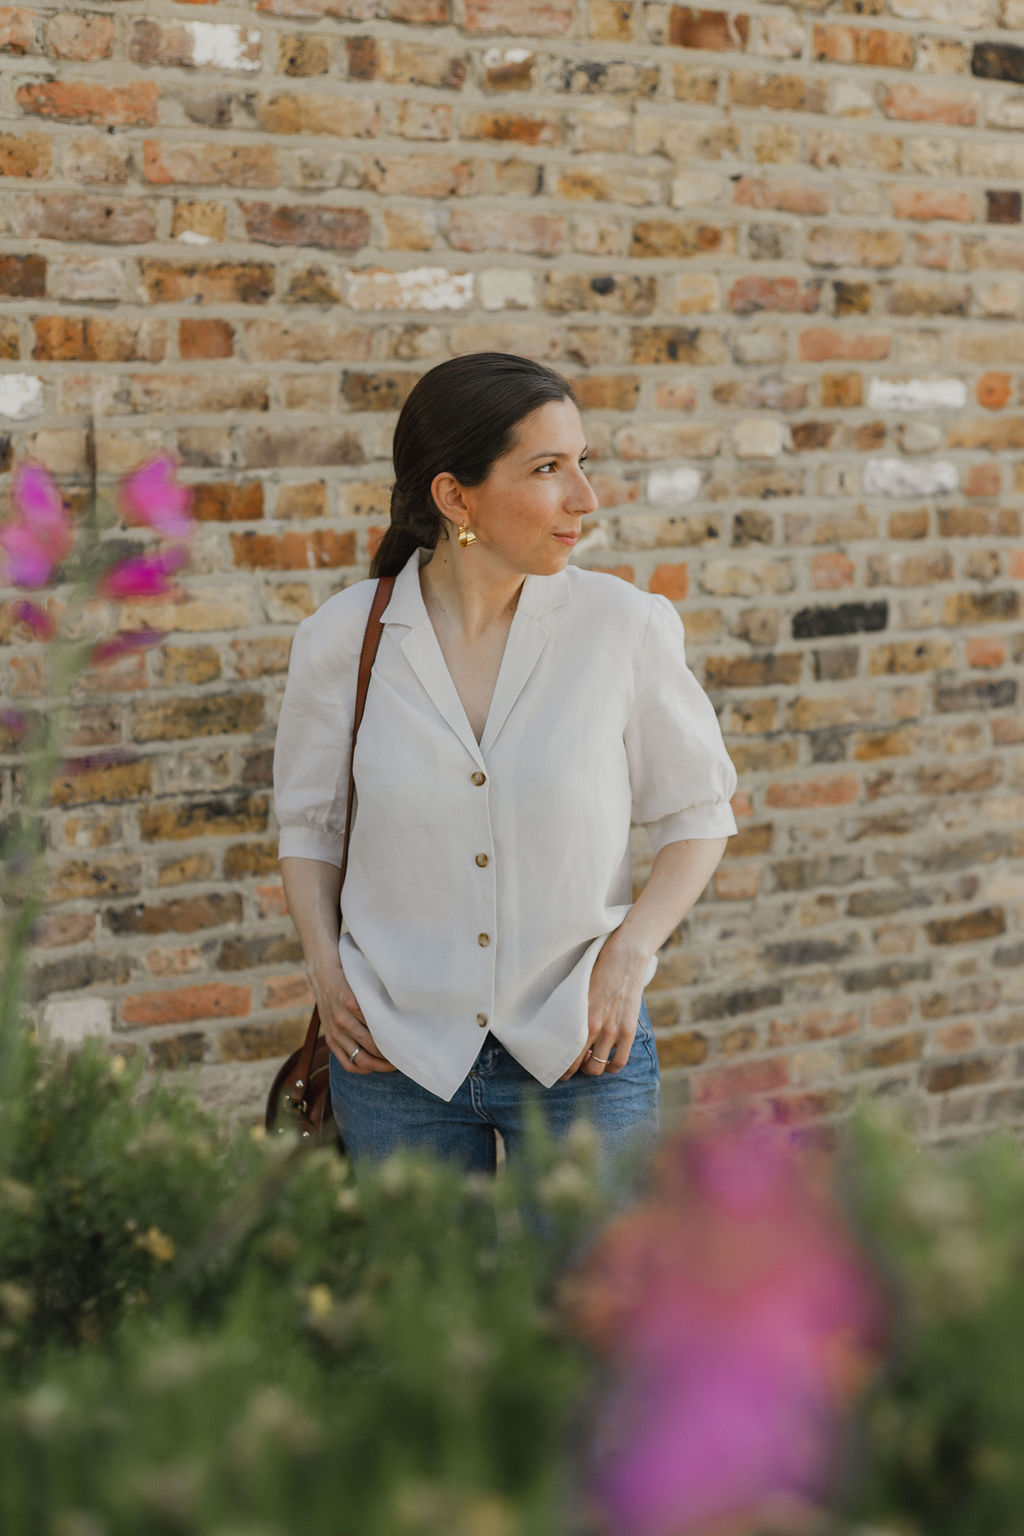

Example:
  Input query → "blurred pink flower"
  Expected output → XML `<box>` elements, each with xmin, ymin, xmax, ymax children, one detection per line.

<box><xmin>98</xmin><ymin>547</ymin><xmax>188</xmax><ymax>600</ymax></box>
<box><xmin>0</xmin><ymin>464</ymin><xmax>73</xmax><ymax>588</ymax></box>
<box><xmin>91</xmin><ymin>627</ymin><xmax>165</xmax><ymax>665</ymax></box>
<box><xmin>13</xmin><ymin>600</ymin><xmax>57</xmax><ymax>640</ymax></box>
<box><xmin>567</xmin><ymin>1121</ymin><xmax>890</xmax><ymax>1536</ymax></box>
<box><xmin>118</xmin><ymin>454</ymin><xmax>195</xmax><ymax>540</ymax></box>
<box><xmin>0</xmin><ymin>707</ymin><xmax>27</xmax><ymax>740</ymax></box>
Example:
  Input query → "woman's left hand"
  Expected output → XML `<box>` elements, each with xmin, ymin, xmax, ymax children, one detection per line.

<box><xmin>559</xmin><ymin>931</ymin><xmax>649</xmax><ymax>1081</ymax></box>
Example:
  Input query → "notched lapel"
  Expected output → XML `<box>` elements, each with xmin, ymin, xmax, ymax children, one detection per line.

<box><xmin>479</xmin><ymin>611</ymin><xmax>549</xmax><ymax>757</ymax></box>
<box><xmin>399</xmin><ymin>620</ymin><xmax>486</xmax><ymax>768</ymax></box>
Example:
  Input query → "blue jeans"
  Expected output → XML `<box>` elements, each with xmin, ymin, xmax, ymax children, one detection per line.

<box><xmin>329</xmin><ymin>997</ymin><xmax>661</xmax><ymax>1200</ymax></box>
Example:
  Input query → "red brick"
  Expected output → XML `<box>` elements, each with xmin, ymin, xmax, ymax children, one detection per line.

<box><xmin>694</xmin><ymin>1057</ymin><xmax>790</xmax><ymax>1103</ymax></box>
<box><xmin>799</xmin><ymin>328</ymin><xmax>891</xmax><ymax>362</ymax></box>
<box><xmin>139</xmin><ymin>261</ymin><xmax>274</xmax><ymax>305</ymax></box>
<box><xmin>16</xmin><ymin>81</ymin><xmax>158</xmax><ymax>127</ymax></box>
<box><xmin>121</xmin><ymin>983</ymin><xmax>251</xmax><ymax>1028</ymax></box>
<box><xmin>964</xmin><ymin>464</ymin><xmax>1000</xmax><ymax>498</ymax></box>
<box><xmin>882</xmin><ymin>84</ymin><xmax>977</xmax><ymax>126</ymax></box>
<box><xmin>732</xmin><ymin>177</ymin><xmax>828</xmax><ymax>217</ymax></box>
<box><xmin>978</xmin><ymin>372</ymin><xmax>1012</xmax><ymax>409</ymax></box>
<box><xmin>34</xmin><ymin>316</ymin><xmax>167</xmax><ymax>363</ymax></box>
<box><xmin>669</xmin><ymin>8</ymin><xmax>749</xmax><ymax>50</ymax></box>
<box><xmin>764</xmin><ymin>774</ymin><xmax>860</xmax><ymax>810</ymax></box>
<box><xmin>241</xmin><ymin>202</ymin><xmax>371</xmax><ymax>250</ymax></box>
<box><xmin>813</xmin><ymin>24</ymin><xmax>914</xmax><ymax>69</ymax></box>
<box><xmin>192</xmin><ymin>481</ymin><xmax>263</xmax><ymax>522</ymax></box>
<box><xmin>179</xmin><ymin>319</ymin><xmax>234</xmax><ymax>360</ymax></box>
<box><xmin>649</xmin><ymin>562</ymin><xmax>688</xmax><ymax>600</ymax></box>
<box><xmin>966</xmin><ymin>638</ymin><xmax>1006</xmax><ymax>669</ymax></box>
<box><xmin>229</xmin><ymin>530</ymin><xmax>357</xmax><ymax>570</ymax></box>
<box><xmin>464</xmin><ymin>0</ymin><xmax>572</xmax><ymax>35</ymax></box>
<box><xmin>811</xmin><ymin>551</ymin><xmax>856</xmax><ymax>589</ymax></box>
<box><xmin>0</xmin><ymin>8</ymin><xmax>35</xmax><ymax>52</ymax></box>
<box><xmin>728</xmin><ymin>276</ymin><xmax>821</xmax><ymax>314</ymax></box>
<box><xmin>889</xmin><ymin>186</ymin><xmax>974</xmax><ymax>223</ymax></box>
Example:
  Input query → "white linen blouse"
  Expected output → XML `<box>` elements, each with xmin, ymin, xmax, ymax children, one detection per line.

<box><xmin>273</xmin><ymin>545</ymin><xmax>738</xmax><ymax>1102</ymax></box>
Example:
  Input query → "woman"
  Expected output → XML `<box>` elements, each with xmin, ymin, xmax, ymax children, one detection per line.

<box><xmin>273</xmin><ymin>353</ymin><xmax>738</xmax><ymax>1192</ymax></box>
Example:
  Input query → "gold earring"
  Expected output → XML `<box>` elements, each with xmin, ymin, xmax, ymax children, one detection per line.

<box><xmin>457</xmin><ymin>523</ymin><xmax>476</xmax><ymax>548</ymax></box>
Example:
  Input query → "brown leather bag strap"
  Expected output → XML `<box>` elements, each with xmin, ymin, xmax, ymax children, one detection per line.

<box><xmin>293</xmin><ymin>574</ymin><xmax>396</xmax><ymax>1087</ymax></box>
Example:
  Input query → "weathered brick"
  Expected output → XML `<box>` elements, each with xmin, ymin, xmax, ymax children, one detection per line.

<box><xmin>46</xmin><ymin>13</ymin><xmax>115</xmax><ymax>61</ymax></box>
<box><xmin>14</xmin><ymin>194</ymin><xmax>156</xmax><ymax>245</ymax></box>
<box><xmin>229</xmin><ymin>530</ymin><xmax>357</xmax><ymax>570</ymax></box>
<box><xmin>216</xmin><ymin>1017</ymin><xmax>307</xmax><ymax>1062</ymax></box>
<box><xmin>121</xmin><ymin>983</ymin><xmax>251</xmax><ymax>1028</ymax></box>
<box><xmin>0</xmin><ymin>7</ymin><xmax>35</xmax><ymax>53</ymax></box>
<box><xmin>107</xmin><ymin>893</ymin><xmax>243</xmax><ymax>938</ymax></box>
<box><xmin>139</xmin><ymin>261</ymin><xmax>275</xmax><ymax>305</ymax></box>
<box><xmin>16</xmin><ymin>81</ymin><xmax>158</xmax><ymax>127</ymax></box>
<box><xmin>670</xmin><ymin>9</ymin><xmax>750</xmax><ymax>49</ymax></box>
<box><xmin>241</xmin><ymin>202</ymin><xmax>371</xmax><ymax>250</ymax></box>
<box><xmin>0</xmin><ymin>131</ymin><xmax>50</xmax><ymax>178</ymax></box>
<box><xmin>139</xmin><ymin>796</ymin><xmax>269</xmax><ymax>842</ymax></box>
<box><xmin>131</xmin><ymin>694</ymin><xmax>263</xmax><ymax>743</ymax></box>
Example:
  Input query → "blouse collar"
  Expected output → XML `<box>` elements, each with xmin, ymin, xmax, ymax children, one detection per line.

<box><xmin>376</xmin><ymin>546</ymin><xmax>572</xmax><ymax>764</ymax></box>
<box><xmin>378</xmin><ymin>545</ymin><xmax>572</xmax><ymax>630</ymax></box>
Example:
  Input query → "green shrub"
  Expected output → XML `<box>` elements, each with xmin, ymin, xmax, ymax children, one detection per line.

<box><xmin>0</xmin><ymin>1036</ymin><xmax>603</xmax><ymax>1536</ymax></box>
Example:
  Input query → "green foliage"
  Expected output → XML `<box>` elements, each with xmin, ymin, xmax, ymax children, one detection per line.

<box><xmin>5</xmin><ymin>1032</ymin><xmax>1024</xmax><ymax>1535</ymax></box>
<box><xmin>0</xmin><ymin>1037</ymin><xmax>603</xmax><ymax>1536</ymax></box>
<box><xmin>832</xmin><ymin>1100</ymin><xmax>1024</xmax><ymax>1536</ymax></box>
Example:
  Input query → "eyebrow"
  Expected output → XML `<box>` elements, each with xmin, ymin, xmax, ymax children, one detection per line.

<box><xmin>525</xmin><ymin>447</ymin><xmax>589</xmax><ymax>461</ymax></box>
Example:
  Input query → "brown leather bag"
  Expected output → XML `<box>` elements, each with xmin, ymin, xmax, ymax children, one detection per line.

<box><xmin>264</xmin><ymin>574</ymin><xmax>396</xmax><ymax>1148</ymax></box>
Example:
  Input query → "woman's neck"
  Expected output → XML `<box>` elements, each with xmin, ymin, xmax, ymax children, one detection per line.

<box><xmin>419</xmin><ymin>537</ymin><xmax>525</xmax><ymax>643</ymax></box>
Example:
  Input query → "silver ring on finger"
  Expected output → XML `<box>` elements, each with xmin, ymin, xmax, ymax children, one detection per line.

<box><xmin>590</xmin><ymin>1054</ymin><xmax>611</xmax><ymax>1064</ymax></box>
<box><xmin>349</xmin><ymin>1045</ymin><xmax>361</xmax><ymax>1063</ymax></box>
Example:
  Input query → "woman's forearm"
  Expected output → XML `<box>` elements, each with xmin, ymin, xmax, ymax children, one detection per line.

<box><xmin>279</xmin><ymin>856</ymin><xmax>343</xmax><ymax>976</ymax></box>
<box><xmin>606</xmin><ymin>836</ymin><xmax>728</xmax><ymax>975</ymax></box>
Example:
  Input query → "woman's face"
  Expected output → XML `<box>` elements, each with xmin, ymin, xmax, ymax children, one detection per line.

<box><xmin>434</xmin><ymin>398</ymin><xmax>601</xmax><ymax>577</ymax></box>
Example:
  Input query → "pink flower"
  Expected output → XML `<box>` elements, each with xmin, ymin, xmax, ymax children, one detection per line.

<box><xmin>98</xmin><ymin>547</ymin><xmax>188</xmax><ymax>600</ymax></box>
<box><xmin>118</xmin><ymin>454</ymin><xmax>195</xmax><ymax>541</ymax></box>
<box><xmin>13</xmin><ymin>600</ymin><xmax>57</xmax><ymax>640</ymax></box>
<box><xmin>567</xmin><ymin>1122</ymin><xmax>890</xmax><ymax>1536</ymax></box>
<box><xmin>91</xmin><ymin>627</ymin><xmax>165</xmax><ymax>665</ymax></box>
<box><xmin>0</xmin><ymin>707</ymin><xmax>26</xmax><ymax>741</ymax></box>
<box><xmin>0</xmin><ymin>463</ymin><xmax>73</xmax><ymax>588</ymax></box>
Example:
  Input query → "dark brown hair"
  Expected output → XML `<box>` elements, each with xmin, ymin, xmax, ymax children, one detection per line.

<box><xmin>369</xmin><ymin>352</ymin><xmax>579</xmax><ymax>579</ymax></box>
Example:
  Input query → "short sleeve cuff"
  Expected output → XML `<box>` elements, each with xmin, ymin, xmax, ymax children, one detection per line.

<box><xmin>646</xmin><ymin>801</ymin><xmax>739</xmax><ymax>853</ymax></box>
<box><xmin>277</xmin><ymin>825</ymin><xmax>345</xmax><ymax>867</ymax></box>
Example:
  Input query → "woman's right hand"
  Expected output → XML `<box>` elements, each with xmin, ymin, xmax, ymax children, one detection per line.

<box><xmin>309</xmin><ymin>954</ymin><xmax>396</xmax><ymax>1074</ymax></box>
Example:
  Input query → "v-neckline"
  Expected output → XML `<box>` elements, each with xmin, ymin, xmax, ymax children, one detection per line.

<box><xmin>418</xmin><ymin>570</ymin><xmax>525</xmax><ymax>749</ymax></box>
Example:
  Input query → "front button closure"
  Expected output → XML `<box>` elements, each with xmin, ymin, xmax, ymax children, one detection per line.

<box><xmin>471</xmin><ymin>771</ymin><xmax>486</xmax><ymax>786</ymax></box>
<box><xmin>477</xmin><ymin>1013</ymin><xmax>488</xmax><ymax>1028</ymax></box>
<box><xmin>475</xmin><ymin>852</ymin><xmax>489</xmax><ymax>868</ymax></box>
<box><xmin>477</xmin><ymin>932</ymin><xmax>490</xmax><ymax>947</ymax></box>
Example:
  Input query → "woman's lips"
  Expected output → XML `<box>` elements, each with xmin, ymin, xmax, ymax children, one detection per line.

<box><xmin>554</xmin><ymin>532</ymin><xmax>579</xmax><ymax>546</ymax></box>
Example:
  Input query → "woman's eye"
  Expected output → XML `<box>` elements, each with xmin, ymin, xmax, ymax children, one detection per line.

<box><xmin>538</xmin><ymin>462</ymin><xmax>589</xmax><ymax>474</ymax></box>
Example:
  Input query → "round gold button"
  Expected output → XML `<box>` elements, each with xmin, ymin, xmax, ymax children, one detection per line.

<box><xmin>476</xmin><ymin>1013</ymin><xmax>488</xmax><ymax>1028</ymax></box>
<box><xmin>471</xmin><ymin>771</ymin><xmax>486</xmax><ymax>786</ymax></box>
<box><xmin>477</xmin><ymin>932</ymin><xmax>490</xmax><ymax>947</ymax></box>
<box><xmin>475</xmin><ymin>853</ymin><xmax>489</xmax><ymax>868</ymax></box>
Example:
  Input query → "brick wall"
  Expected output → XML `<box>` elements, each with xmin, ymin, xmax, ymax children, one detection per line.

<box><xmin>2</xmin><ymin>0</ymin><xmax>1023</xmax><ymax>1140</ymax></box>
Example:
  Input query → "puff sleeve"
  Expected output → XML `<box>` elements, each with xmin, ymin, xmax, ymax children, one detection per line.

<box><xmin>625</xmin><ymin>593</ymin><xmax>739</xmax><ymax>853</ymax></box>
<box><xmin>272</xmin><ymin>612</ymin><xmax>354</xmax><ymax>868</ymax></box>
